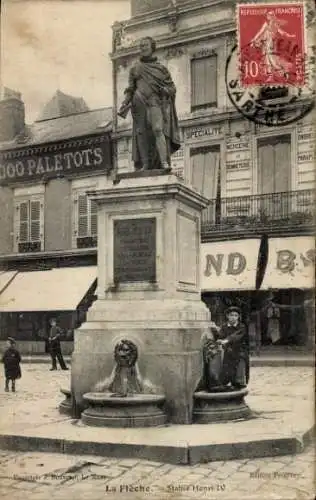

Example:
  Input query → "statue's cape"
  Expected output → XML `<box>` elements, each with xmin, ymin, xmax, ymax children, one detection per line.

<box><xmin>131</xmin><ymin>59</ymin><xmax>181</xmax><ymax>162</ymax></box>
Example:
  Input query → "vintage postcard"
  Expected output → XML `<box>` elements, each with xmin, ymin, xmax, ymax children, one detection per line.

<box><xmin>0</xmin><ymin>1</ymin><xmax>315</xmax><ymax>499</ymax></box>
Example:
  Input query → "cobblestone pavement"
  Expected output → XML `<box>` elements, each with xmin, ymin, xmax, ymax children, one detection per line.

<box><xmin>0</xmin><ymin>365</ymin><xmax>314</xmax><ymax>499</ymax></box>
<box><xmin>0</xmin><ymin>443</ymin><xmax>314</xmax><ymax>500</ymax></box>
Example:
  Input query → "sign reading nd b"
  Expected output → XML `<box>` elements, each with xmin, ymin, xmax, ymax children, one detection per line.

<box><xmin>204</xmin><ymin>253</ymin><xmax>247</xmax><ymax>277</ymax></box>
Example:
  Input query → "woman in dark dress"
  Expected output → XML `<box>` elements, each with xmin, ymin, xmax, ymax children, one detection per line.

<box><xmin>2</xmin><ymin>337</ymin><xmax>21</xmax><ymax>392</ymax></box>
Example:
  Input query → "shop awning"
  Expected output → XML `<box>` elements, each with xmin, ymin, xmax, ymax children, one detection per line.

<box><xmin>0</xmin><ymin>266</ymin><xmax>97</xmax><ymax>312</ymax></box>
<box><xmin>201</xmin><ymin>239</ymin><xmax>261</xmax><ymax>291</ymax></box>
<box><xmin>261</xmin><ymin>236</ymin><xmax>315</xmax><ymax>290</ymax></box>
<box><xmin>0</xmin><ymin>271</ymin><xmax>18</xmax><ymax>294</ymax></box>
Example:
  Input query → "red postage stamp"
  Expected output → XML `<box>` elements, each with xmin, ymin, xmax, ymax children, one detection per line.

<box><xmin>237</xmin><ymin>3</ymin><xmax>306</xmax><ymax>87</ymax></box>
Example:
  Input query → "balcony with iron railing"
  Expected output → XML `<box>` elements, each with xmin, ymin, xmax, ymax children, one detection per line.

<box><xmin>201</xmin><ymin>189</ymin><xmax>315</xmax><ymax>240</ymax></box>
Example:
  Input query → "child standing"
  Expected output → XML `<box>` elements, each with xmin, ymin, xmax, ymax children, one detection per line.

<box><xmin>2</xmin><ymin>337</ymin><xmax>21</xmax><ymax>392</ymax></box>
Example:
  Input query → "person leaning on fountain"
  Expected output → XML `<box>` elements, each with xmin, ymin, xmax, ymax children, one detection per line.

<box><xmin>197</xmin><ymin>306</ymin><xmax>250</xmax><ymax>392</ymax></box>
<box><xmin>118</xmin><ymin>36</ymin><xmax>181</xmax><ymax>171</ymax></box>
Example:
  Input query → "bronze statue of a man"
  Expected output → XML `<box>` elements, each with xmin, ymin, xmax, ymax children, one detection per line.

<box><xmin>118</xmin><ymin>36</ymin><xmax>181</xmax><ymax>171</ymax></box>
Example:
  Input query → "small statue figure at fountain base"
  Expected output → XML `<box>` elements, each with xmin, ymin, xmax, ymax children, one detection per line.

<box><xmin>81</xmin><ymin>340</ymin><xmax>167</xmax><ymax>427</ymax></box>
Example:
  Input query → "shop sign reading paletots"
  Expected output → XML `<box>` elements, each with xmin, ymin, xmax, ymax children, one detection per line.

<box><xmin>0</xmin><ymin>137</ymin><xmax>111</xmax><ymax>184</ymax></box>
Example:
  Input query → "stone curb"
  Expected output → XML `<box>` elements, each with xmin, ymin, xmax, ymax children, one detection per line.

<box><xmin>0</xmin><ymin>426</ymin><xmax>314</xmax><ymax>465</ymax></box>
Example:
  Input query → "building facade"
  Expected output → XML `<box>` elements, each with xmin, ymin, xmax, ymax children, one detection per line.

<box><xmin>0</xmin><ymin>0</ymin><xmax>314</xmax><ymax>353</ymax></box>
<box><xmin>0</xmin><ymin>89</ymin><xmax>113</xmax><ymax>353</ymax></box>
<box><xmin>111</xmin><ymin>0</ymin><xmax>315</xmax><ymax>350</ymax></box>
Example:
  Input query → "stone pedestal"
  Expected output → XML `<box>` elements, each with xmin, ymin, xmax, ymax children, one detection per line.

<box><xmin>71</xmin><ymin>173</ymin><xmax>210</xmax><ymax>424</ymax></box>
<box><xmin>193</xmin><ymin>389</ymin><xmax>252</xmax><ymax>423</ymax></box>
<box><xmin>81</xmin><ymin>393</ymin><xmax>167</xmax><ymax>427</ymax></box>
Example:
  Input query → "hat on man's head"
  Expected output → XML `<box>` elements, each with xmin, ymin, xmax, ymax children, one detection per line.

<box><xmin>7</xmin><ymin>337</ymin><xmax>16</xmax><ymax>344</ymax></box>
<box><xmin>225</xmin><ymin>306</ymin><xmax>242</xmax><ymax>316</ymax></box>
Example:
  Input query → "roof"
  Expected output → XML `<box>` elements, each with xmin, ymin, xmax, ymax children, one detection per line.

<box><xmin>0</xmin><ymin>107</ymin><xmax>113</xmax><ymax>152</ymax></box>
<box><xmin>38</xmin><ymin>89</ymin><xmax>90</xmax><ymax>121</ymax></box>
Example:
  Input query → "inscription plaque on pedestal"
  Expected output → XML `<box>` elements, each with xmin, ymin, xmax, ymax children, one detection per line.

<box><xmin>114</xmin><ymin>218</ymin><xmax>156</xmax><ymax>282</ymax></box>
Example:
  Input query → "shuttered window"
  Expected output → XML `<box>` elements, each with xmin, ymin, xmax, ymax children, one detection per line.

<box><xmin>73</xmin><ymin>192</ymin><xmax>98</xmax><ymax>248</ymax></box>
<box><xmin>78</xmin><ymin>195</ymin><xmax>89</xmax><ymax>237</ymax></box>
<box><xmin>190</xmin><ymin>146</ymin><xmax>220</xmax><ymax>199</ymax></box>
<box><xmin>90</xmin><ymin>200</ymin><xmax>98</xmax><ymax>236</ymax></box>
<box><xmin>257</xmin><ymin>135</ymin><xmax>291</xmax><ymax>218</ymax></box>
<box><xmin>14</xmin><ymin>197</ymin><xmax>44</xmax><ymax>252</ymax></box>
<box><xmin>19</xmin><ymin>202</ymin><xmax>29</xmax><ymax>242</ymax></box>
<box><xmin>191</xmin><ymin>146</ymin><xmax>221</xmax><ymax>224</ymax></box>
<box><xmin>191</xmin><ymin>55</ymin><xmax>217</xmax><ymax>111</ymax></box>
<box><xmin>258</xmin><ymin>135</ymin><xmax>291</xmax><ymax>194</ymax></box>
<box><xmin>30</xmin><ymin>200</ymin><xmax>41</xmax><ymax>241</ymax></box>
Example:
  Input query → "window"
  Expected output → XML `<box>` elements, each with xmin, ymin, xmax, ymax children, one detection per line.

<box><xmin>73</xmin><ymin>192</ymin><xmax>97</xmax><ymax>248</ymax></box>
<box><xmin>190</xmin><ymin>145</ymin><xmax>221</xmax><ymax>223</ymax></box>
<box><xmin>14</xmin><ymin>197</ymin><xmax>44</xmax><ymax>253</ymax></box>
<box><xmin>257</xmin><ymin>134</ymin><xmax>291</xmax><ymax>218</ymax></box>
<box><xmin>191</xmin><ymin>54</ymin><xmax>217</xmax><ymax>111</ymax></box>
<box><xmin>258</xmin><ymin>135</ymin><xmax>291</xmax><ymax>194</ymax></box>
<box><xmin>190</xmin><ymin>145</ymin><xmax>220</xmax><ymax>199</ymax></box>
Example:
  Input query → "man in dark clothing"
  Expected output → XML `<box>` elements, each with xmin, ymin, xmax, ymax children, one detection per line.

<box><xmin>2</xmin><ymin>337</ymin><xmax>21</xmax><ymax>392</ymax></box>
<box><xmin>198</xmin><ymin>306</ymin><xmax>249</xmax><ymax>391</ymax></box>
<box><xmin>218</xmin><ymin>307</ymin><xmax>249</xmax><ymax>388</ymax></box>
<box><xmin>48</xmin><ymin>318</ymin><xmax>68</xmax><ymax>371</ymax></box>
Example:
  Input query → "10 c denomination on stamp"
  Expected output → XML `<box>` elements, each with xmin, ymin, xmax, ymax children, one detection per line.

<box><xmin>237</xmin><ymin>3</ymin><xmax>306</xmax><ymax>87</ymax></box>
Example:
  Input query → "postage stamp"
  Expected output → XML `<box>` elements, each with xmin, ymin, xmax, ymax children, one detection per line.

<box><xmin>237</xmin><ymin>3</ymin><xmax>306</xmax><ymax>87</ymax></box>
<box><xmin>225</xmin><ymin>43</ymin><xmax>315</xmax><ymax>127</ymax></box>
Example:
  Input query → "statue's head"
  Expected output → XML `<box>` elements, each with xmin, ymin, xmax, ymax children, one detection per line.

<box><xmin>139</xmin><ymin>37</ymin><xmax>156</xmax><ymax>57</ymax></box>
<box><xmin>114</xmin><ymin>339</ymin><xmax>138</xmax><ymax>367</ymax></box>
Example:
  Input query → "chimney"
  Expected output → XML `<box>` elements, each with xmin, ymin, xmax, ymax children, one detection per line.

<box><xmin>0</xmin><ymin>88</ymin><xmax>25</xmax><ymax>141</ymax></box>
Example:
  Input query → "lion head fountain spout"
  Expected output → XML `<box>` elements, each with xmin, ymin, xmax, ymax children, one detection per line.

<box><xmin>94</xmin><ymin>339</ymin><xmax>155</xmax><ymax>397</ymax></box>
<box><xmin>81</xmin><ymin>339</ymin><xmax>167</xmax><ymax>427</ymax></box>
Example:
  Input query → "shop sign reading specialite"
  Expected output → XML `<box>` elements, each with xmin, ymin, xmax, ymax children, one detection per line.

<box><xmin>0</xmin><ymin>138</ymin><xmax>111</xmax><ymax>184</ymax></box>
<box><xmin>201</xmin><ymin>239</ymin><xmax>261</xmax><ymax>291</ymax></box>
<box><xmin>186</xmin><ymin>126</ymin><xmax>223</xmax><ymax>140</ymax></box>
